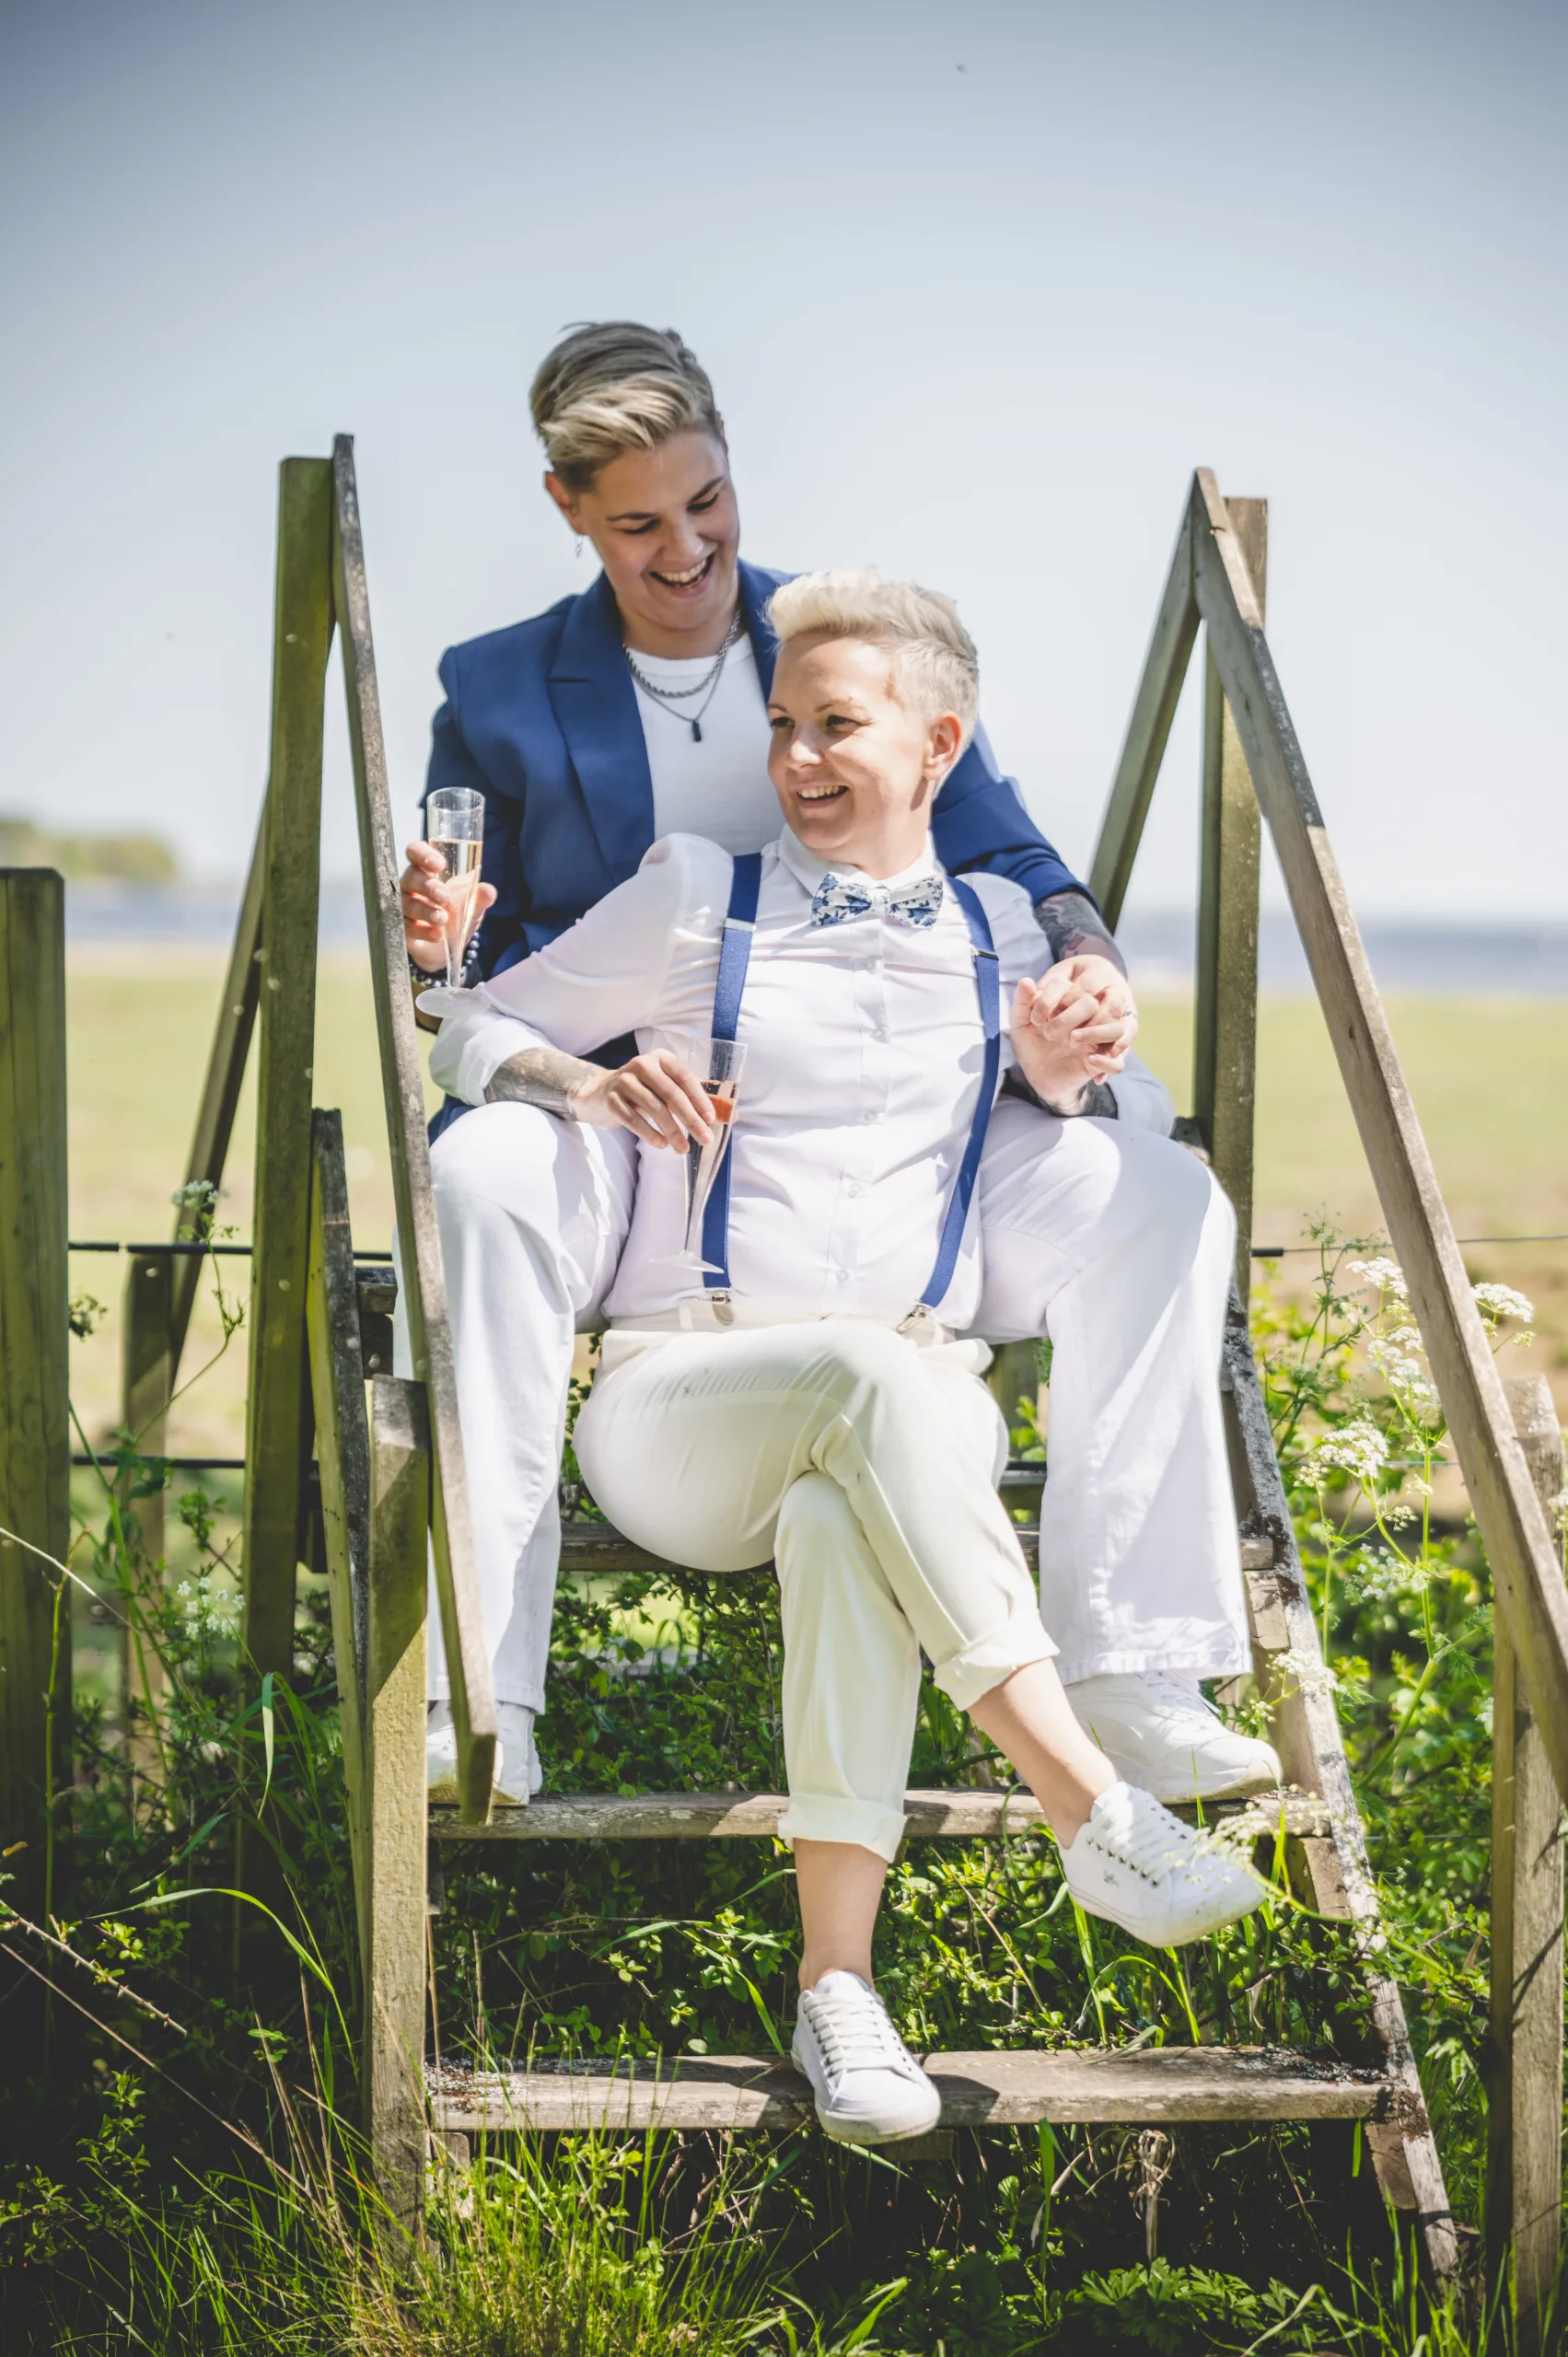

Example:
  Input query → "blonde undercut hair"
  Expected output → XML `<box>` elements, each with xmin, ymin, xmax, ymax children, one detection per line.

<box><xmin>766</xmin><ymin>569</ymin><xmax>980</xmax><ymax>751</ymax></box>
<box><xmin>529</xmin><ymin>321</ymin><xmax>723</xmax><ymax>491</ymax></box>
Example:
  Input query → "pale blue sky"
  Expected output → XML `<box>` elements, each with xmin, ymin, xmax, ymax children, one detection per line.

<box><xmin>3</xmin><ymin>0</ymin><xmax>1563</xmax><ymax>913</ymax></box>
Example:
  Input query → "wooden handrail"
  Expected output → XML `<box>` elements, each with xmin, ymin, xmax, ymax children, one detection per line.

<box><xmin>1188</xmin><ymin>466</ymin><xmax>1568</xmax><ymax>1798</ymax></box>
<box><xmin>1087</xmin><ymin>501</ymin><xmax>1199</xmax><ymax>929</ymax></box>
<box><xmin>330</xmin><ymin>435</ymin><xmax>495</xmax><ymax>1823</ymax></box>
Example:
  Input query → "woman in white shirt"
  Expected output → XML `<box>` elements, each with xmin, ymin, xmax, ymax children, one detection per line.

<box><xmin>424</xmin><ymin>572</ymin><xmax>1265</xmax><ymax>2145</ymax></box>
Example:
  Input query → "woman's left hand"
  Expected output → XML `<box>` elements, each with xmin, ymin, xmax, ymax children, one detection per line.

<box><xmin>1011</xmin><ymin>956</ymin><xmax>1139</xmax><ymax>1111</ymax></box>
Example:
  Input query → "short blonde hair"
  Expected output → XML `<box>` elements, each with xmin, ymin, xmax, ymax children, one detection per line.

<box><xmin>766</xmin><ymin>568</ymin><xmax>980</xmax><ymax>750</ymax></box>
<box><xmin>529</xmin><ymin>321</ymin><xmax>723</xmax><ymax>491</ymax></box>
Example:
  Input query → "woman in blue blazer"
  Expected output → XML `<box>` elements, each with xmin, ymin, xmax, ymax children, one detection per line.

<box><xmin>404</xmin><ymin>323</ymin><xmax>1266</xmax><ymax>1817</ymax></box>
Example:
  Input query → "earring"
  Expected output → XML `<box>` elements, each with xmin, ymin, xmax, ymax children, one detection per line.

<box><xmin>575</xmin><ymin>536</ymin><xmax>585</xmax><ymax>561</ymax></box>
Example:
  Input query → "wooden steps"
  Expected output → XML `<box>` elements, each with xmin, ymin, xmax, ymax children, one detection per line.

<box><xmin>427</xmin><ymin>2045</ymin><xmax>1388</xmax><ymax>2136</ymax></box>
<box><xmin>430</xmin><ymin>1784</ymin><xmax>1328</xmax><ymax>1843</ymax></box>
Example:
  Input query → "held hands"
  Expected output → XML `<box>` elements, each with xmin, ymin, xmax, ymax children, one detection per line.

<box><xmin>401</xmin><ymin>840</ymin><xmax>498</xmax><ymax>974</ymax></box>
<box><xmin>570</xmin><ymin>1050</ymin><xmax>716</xmax><ymax>1151</ymax></box>
<box><xmin>1011</xmin><ymin>954</ymin><xmax>1138</xmax><ymax>1114</ymax></box>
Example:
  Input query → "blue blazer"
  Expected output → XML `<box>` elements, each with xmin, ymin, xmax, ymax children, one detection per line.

<box><xmin>424</xmin><ymin>559</ymin><xmax>1087</xmax><ymax>981</ymax></box>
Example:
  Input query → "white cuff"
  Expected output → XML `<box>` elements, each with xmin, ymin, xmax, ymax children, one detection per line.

<box><xmin>423</xmin><ymin>984</ymin><xmax>556</xmax><ymax>1107</ymax></box>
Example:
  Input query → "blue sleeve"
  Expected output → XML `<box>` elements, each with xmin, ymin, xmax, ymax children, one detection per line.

<box><xmin>930</xmin><ymin>721</ymin><xmax>1092</xmax><ymax>908</ymax></box>
<box><xmin>424</xmin><ymin>657</ymin><xmax>527</xmax><ymax>982</ymax></box>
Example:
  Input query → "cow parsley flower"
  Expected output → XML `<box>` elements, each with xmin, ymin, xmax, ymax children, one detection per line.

<box><xmin>1472</xmin><ymin>1282</ymin><xmax>1534</xmax><ymax>1326</ymax></box>
<box><xmin>1349</xmin><ymin>1257</ymin><xmax>1408</xmax><ymax>1302</ymax></box>
<box><xmin>1299</xmin><ymin>1422</ymin><xmax>1389</xmax><ymax>1486</ymax></box>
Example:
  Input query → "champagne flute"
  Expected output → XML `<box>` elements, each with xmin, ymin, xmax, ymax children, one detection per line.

<box><xmin>679</xmin><ymin>1038</ymin><xmax>749</xmax><ymax>1272</ymax></box>
<box><xmin>425</xmin><ymin>786</ymin><xmax>484</xmax><ymax>988</ymax></box>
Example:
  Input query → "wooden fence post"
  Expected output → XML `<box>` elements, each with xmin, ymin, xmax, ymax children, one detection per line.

<box><xmin>1488</xmin><ymin>1373</ymin><xmax>1566</xmax><ymax>2350</ymax></box>
<box><xmin>119</xmin><ymin>1247</ymin><xmax>176</xmax><ymax>1780</ymax></box>
<box><xmin>1193</xmin><ymin>498</ymin><xmax>1265</xmax><ymax>1296</ymax></box>
<box><xmin>240</xmin><ymin>459</ymin><xmax>334</xmax><ymax>1684</ymax></box>
<box><xmin>0</xmin><ymin>868</ymin><xmax>71</xmax><ymax>1919</ymax></box>
<box><xmin>365</xmin><ymin>1376</ymin><xmax>430</xmax><ymax>2235</ymax></box>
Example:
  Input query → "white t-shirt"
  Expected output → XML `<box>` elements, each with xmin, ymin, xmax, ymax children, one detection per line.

<box><xmin>627</xmin><ymin>634</ymin><xmax>779</xmax><ymax>853</ymax></box>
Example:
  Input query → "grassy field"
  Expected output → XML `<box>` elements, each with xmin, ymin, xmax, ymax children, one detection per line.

<box><xmin>64</xmin><ymin>949</ymin><xmax>1568</xmax><ymax>1455</ymax></box>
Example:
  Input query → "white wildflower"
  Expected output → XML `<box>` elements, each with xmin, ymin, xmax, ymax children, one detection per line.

<box><xmin>1275</xmin><ymin>1646</ymin><xmax>1344</xmax><ymax>1702</ymax></box>
<box><xmin>1472</xmin><ymin>1283</ymin><xmax>1534</xmax><ymax>1326</ymax></box>
<box><xmin>1349</xmin><ymin>1257</ymin><xmax>1408</xmax><ymax>1302</ymax></box>
<box><xmin>1300</xmin><ymin>1422</ymin><xmax>1389</xmax><ymax>1485</ymax></box>
<box><xmin>171</xmin><ymin>1178</ymin><xmax>218</xmax><ymax>1212</ymax></box>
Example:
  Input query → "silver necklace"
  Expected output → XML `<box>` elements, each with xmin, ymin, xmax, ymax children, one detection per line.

<box><xmin>624</xmin><ymin>608</ymin><xmax>745</xmax><ymax>742</ymax></box>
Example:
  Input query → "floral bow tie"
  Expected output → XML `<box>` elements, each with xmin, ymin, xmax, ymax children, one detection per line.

<box><xmin>808</xmin><ymin>871</ymin><xmax>946</xmax><ymax>929</ymax></box>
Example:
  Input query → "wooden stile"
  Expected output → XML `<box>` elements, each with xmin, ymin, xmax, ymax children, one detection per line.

<box><xmin>331</xmin><ymin>433</ymin><xmax>494</xmax><ymax>1823</ymax></box>
<box><xmin>1193</xmin><ymin>499</ymin><xmax>1264</xmax><ymax>1294</ymax></box>
<box><xmin>241</xmin><ymin>459</ymin><xmax>335</xmax><ymax>1684</ymax></box>
<box><xmin>119</xmin><ymin>1248</ymin><xmax>176</xmax><ymax>1778</ymax></box>
<box><xmin>1189</xmin><ymin>468</ymin><xmax>1568</xmax><ymax>1805</ymax></box>
<box><xmin>364</xmin><ymin>1376</ymin><xmax>430</xmax><ymax>2230</ymax></box>
<box><xmin>169</xmin><ymin>813</ymin><xmax>267</xmax><ymax>1372</ymax></box>
<box><xmin>1487</xmin><ymin>1374</ymin><xmax>1566</xmax><ymax>2351</ymax></box>
<box><xmin>304</xmin><ymin>1112</ymin><xmax>373</xmax><ymax>1957</ymax></box>
<box><xmin>1088</xmin><ymin>503</ymin><xmax>1200</xmax><ymax>930</ymax></box>
<box><xmin>0</xmin><ymin>869</ymin><xmax>71</xmax><ymax>1915</ymax></box>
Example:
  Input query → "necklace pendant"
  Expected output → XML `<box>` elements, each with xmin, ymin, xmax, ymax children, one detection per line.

<box><xmin>691</xmin><ymin>718</ymin><xmax>703</xmax><ymax>743</ymax></box>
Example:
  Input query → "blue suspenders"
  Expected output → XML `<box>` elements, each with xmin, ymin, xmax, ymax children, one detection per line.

<box><xmin>700</xmin><ymin>852</ymin><xmax>1002</xmax><ymax>1319</ymax></box>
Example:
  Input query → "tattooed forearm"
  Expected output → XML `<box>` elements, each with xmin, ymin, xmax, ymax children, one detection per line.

<box><xmin>1005</xmin><ymin>1069</ymin><xmax>1120</xmax><ymax>1120</ymax></box>
<box><xmin>483</xmin><ymin>1045</ymin><xmax>598</xmax><ymax>1119</ymax></box>
<box><xmin>1032</xmin><ymin>889</ymin><xmax>1127</xmax><ymax>978</ymax></box>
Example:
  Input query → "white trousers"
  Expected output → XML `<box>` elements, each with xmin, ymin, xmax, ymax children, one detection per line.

<box><xmin>575</xmin><ymin>1320</ymin><xmax>1055</xmax><ymax>1862</ymax></box>
<box><xmin>400</xmin><ymin>1095</ymin><xmax>1249</xmax><ymax>1713</ymax></box>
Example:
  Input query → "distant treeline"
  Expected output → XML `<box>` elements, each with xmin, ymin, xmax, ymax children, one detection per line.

<box><xmin>0</xmin><ymin>817</ymin><xmax>179</xmax><ymax>884</ymax></box>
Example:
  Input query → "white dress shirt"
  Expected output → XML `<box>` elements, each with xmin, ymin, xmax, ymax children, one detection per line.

<box><xmin>426</xmin><ymin>828</ymin><xmax>1064</xmax><ymax>1332</ymax></box>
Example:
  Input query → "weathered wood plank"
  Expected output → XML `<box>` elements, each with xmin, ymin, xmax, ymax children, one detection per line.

<box><xmin>555</xmin><ymin>1520</ymin><xmax>1277</xmax><ymax>1585</ymax></box>
<box><xmin>432</xmin><ymin>1785</ymin><xmax>1321</xmax><ymax>1843</ymax></box>
<box><xmin>1088</xmin><ymin>505</ymin><xmax>1200</xmax><ymax>929</ymax></box>
<box><xmin>1487</xmin><ymin>1374</ymin><xmax>1565</xmax><ymax>2350</ymax></box>
<box><xmin>0</xmin><ymin>869</ymin><xmax>70</xmax><ymax>1914</ymax></box>
<box><xmin>365</xmin><ymin>1377</ymin><xmax>430</xmax><ymax>2236</ymax></box>
<box><xmin>1193</xmin><ymin>496</ymin><xmax>1265</xmax><ymax>1294</ymax></box>
<box><xmin>1191</xmin><ymin>466</ymin><xmax>1568</xmax><ymax>1813</ymax></box>
<box><xmin>168</xmin><ymin>810</ymin><xmax>266</xmax><ymax>1371</ymax></box>
<box><xmin>120</xmin><ymin>1248</ymin><xmax>175</xmax><ymax>1778</ymax></box>
<box><xmin>241</xmin><ymin>459</ymin><xmax>334</xmax><ymax>1683</ymax></box>
<box><xmin>331</xmin><ymin>435</ymin><xmax>494</xmax><ymax>1823</ymax></box>
<box><xmin>1220</xmin><ymin>1291</ymin><xmax>1458</xmax><ymax>2279</ymax></box>
<box><xmin>431</xmin><ymin>2045</ymin><xmax>1388</xmax><ymax>2135</ymax></box>
<box><xmin>305</xmin><ymin>1112</ymin><xmax>372</xmax><ymax>1960</ymax></box>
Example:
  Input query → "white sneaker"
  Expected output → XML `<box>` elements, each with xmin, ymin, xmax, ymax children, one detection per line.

<box><xmin>424</xmin><ymin>1701</ymin><xmax>540</xmax><ymax>1807</ymax></box>
<box><xmin>792</xmin><ymin>1971</ymin><xmax>942</xmax><ymax>2145</ymax></box>
<box><xmin>1061</xmin><ymin>1782</ymin><xmax>1266</xmax><ymax>1946</ymax></box>
<box><xmin>1066</xmin><ymin>1672</ymin><xmax>1282</xmax><ymax>1803</ymax></box>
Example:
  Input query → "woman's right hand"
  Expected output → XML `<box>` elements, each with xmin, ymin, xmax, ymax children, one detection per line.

<box><xmin>401</xmin><ymin>840</ymin><xmax>497</xmax><ymax>974</ymax></box>
<box><xmin>570</xmin><ymin>1051</ymin><xmax>716</xmax><ymax>1149</ymax></box>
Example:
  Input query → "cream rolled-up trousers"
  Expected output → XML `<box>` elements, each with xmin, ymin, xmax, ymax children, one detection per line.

<box><xmin>575</xmin><ymin>1319</ymin><xmax>1056</xmax><ymax>1862</ymax></box>
<box><xmin>393</xmin><ymin>1104</ymin><xmax>637</xmax><ymax>1713</ymax></box>
<box><xmin>400</xmin><ymin>1092</ymin><xmax>1249</xmax><ymax>1715</ymax></box>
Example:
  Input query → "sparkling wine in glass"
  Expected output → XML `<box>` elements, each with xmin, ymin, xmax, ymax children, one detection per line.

<box><xmin>680</xmin><ymin>1038</ymin><xmax>748</xmax><ymax>1272</ymax></box>
<box><xmin>425</xmin><ymin>786</ymin><xmax>484</xmax><ymax>988</ymax></box>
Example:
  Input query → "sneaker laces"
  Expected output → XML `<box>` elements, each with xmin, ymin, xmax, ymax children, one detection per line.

<box><xmin>1141</xmin><ymin>1672</ymin><xmax>1216</xmax><ymax>1718</ymax></box>
<box><xmin>1086</xmin><ymin>1793</ymin><xmax>1198</xmax><ymax>1884</ymax></box>
<box><xmin>802</xmin><ymin>1983</ymin><xmax>914</xmax><ymax>2076</ymax></box>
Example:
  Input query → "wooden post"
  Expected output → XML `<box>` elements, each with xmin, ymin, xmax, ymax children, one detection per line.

<box><xmin>365</xmin><ymin>1376</ymin><xmax>430</xmax><ymax>2235</ymax></box>
<box><xmin>119</xmin><ymin>1247</ymin><xmax>175</xmax><ymax>1779</ymax></box>
<box><xmin>0</xmin><ymin>869</ymin><xmax>71</xmax><ymax>1917</ymax></box>
<box><xmin>1089</xmin><ymin>505</ymin><xmax>1201</xmax><ymax>930</ymax></box>
<box><xmin>332</xmin><ymin>437</ymin><xmax>495</xmax><ymax>1821</ymax></box>
<box><xmin>305</xmin><ymin>1112</ymin><xmax>372</xmax><ymax>1965</ymax></box>
<box><xmin>1488</xmin><ymin>1373</ymin><xmax>1565</xmax><ymax>2349</ymax></box>
<box><xmin>1193</xmin><ymin>498</ymin><xmax>1265</xmax><ymax>1298</ymax></box>
<box><xmin>241</xmin><ymin>459</ymin><xmax>334</xmax><ymax>1684</ymax></box>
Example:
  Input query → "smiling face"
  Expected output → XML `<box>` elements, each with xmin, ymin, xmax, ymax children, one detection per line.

<box><xmin>545</xmin><ymin>428</ymin><xmax>740</xmax><ymax>658</ymax></box>
<box><xmin>766</xmin><ymin>634</ymin><xmax>964</xmax><ymax>880</ymax></box>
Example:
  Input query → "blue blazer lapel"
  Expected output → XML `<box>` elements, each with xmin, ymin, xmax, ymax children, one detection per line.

<box><xmin>738</xmin><ymin>561</ymin><xmax>779</xmax><ymax>697</ymax></box>
<box><xmin>547</xmin><ymin>573</ymin><xmax>654</xmax><ymax>883</ymax></box>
